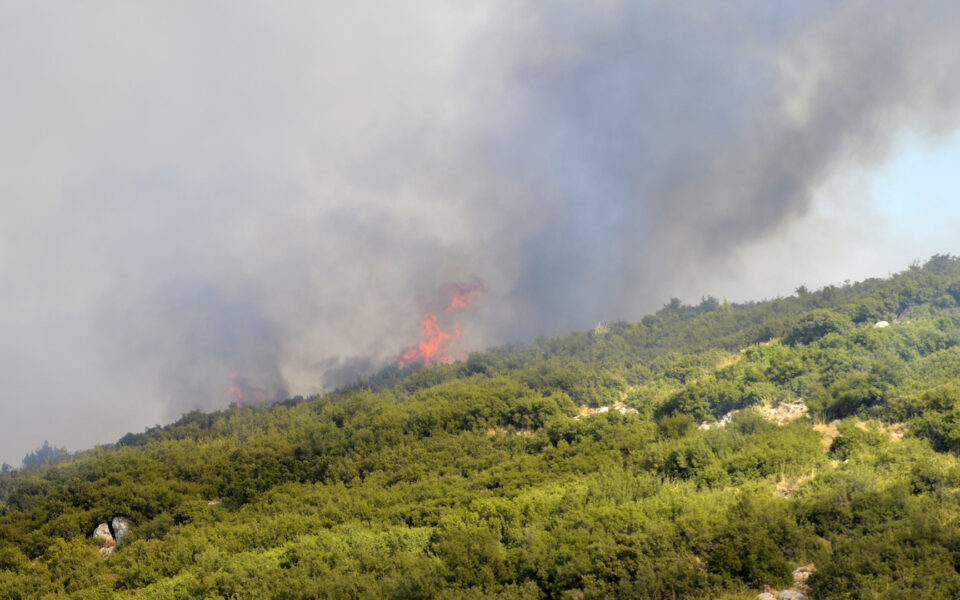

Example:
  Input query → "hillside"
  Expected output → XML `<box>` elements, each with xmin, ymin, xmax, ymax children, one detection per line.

<box><xmin>5</xmin><ymin>256</ymin><xmax>960</xmax><ymax>598</ymax></box>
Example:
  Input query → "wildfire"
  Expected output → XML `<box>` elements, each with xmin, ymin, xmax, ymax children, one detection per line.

<box><xmin>229</xmin><ymin>372</ymin><xmax>268</xmax><ymax>407</ymax></box>
<box><xmin>443</xmin><ymin>281</ymin><xmax>486</xmax><ymax>311</ymax></box>
<box><xmin>396</xmin><ymin>280</ymin><xmax>485</xmax><ymax>368</ymax></box>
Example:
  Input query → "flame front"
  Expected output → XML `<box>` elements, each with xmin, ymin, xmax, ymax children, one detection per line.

<box><xmin>396</xmin><ymin>280</ymin><xmax>485</xmax><ymax>368</ymax></box>
<box><xmin>444</xmin><ymin>281</ymin><xmax>486</xmax><ymax>311</ymax></box>
<box><xmin>229</xmin><ymin>372</ymin><xmax>268</xmax><ymax>407</ymax></box>
<box><xmin>396</xmin><ymin>312</ymin><xmax>452</xmax><ymax>369</ymax></box>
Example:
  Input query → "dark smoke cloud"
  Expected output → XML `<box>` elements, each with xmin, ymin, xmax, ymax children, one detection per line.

<box><xmin>2</xmin><ymin>1</ymin><xmax>960</xmax><ymax>463</ymax></box>
<box><xmin>479</xmin><ymin>1</ymin><xmax>960</xmax><ymax>335</ymax></box>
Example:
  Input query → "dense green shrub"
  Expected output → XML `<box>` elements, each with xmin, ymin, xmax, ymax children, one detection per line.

<box><xmin>4</xmin><ymin>257</ymin><xmax>960</xmax><ymax>597</ymax></box>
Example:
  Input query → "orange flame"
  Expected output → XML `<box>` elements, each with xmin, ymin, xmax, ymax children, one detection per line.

<box><xmin>229</xmin><ymin>372</ymin><xmax>268</xmax><ymax>407</ymax></box>
<box><xmin>396</xmin><ymin>280</ymin><xmax>485</xmax><ymax>368</ymax></box>
<box><xmin>396</xmin><ymin>312</ymin><xmax>452</xmax><ymax>369</ymax></box>
<box><xmin>444</xmin><ymin>281</ymin><xmax>486</xmax><ymax>311</ymax></box>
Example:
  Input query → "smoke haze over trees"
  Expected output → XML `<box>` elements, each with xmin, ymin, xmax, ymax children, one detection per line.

<box><xmin>2</xmin><ymin>2</ymin><xmax>960</xmax><ymax>461</ymax></box>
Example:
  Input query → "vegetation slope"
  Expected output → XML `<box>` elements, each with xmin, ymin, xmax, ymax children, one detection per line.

<box><xmin>5</xmin><ymin>256</ymin><xmax>960</xmax><ymax>599</ymax></box>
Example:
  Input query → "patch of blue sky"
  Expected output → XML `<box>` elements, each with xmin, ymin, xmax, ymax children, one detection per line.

<box><xmin>695</xmin><ymin>127</ymin><xmax>960</xmax><ymax>305</ymax></box>
<box><xmin>869</xmin><ymin>128</ymin><xmax>960</xmax><ymax>245</ymax></box>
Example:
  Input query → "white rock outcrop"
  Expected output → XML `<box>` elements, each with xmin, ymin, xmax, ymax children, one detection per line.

<box><xmin>93</xmin><ymin>517</ymin><xmax>134</xmax><ymax>558</ymax></box>
<box><xmin>112</xmin><ymin>516</ymin><xmax>132</xmax><ymax>544</ymax></box>
<box><xmin>756</xmin><ymin>562</ymin><xmax>815</xmax><ymax>600</ymax></box>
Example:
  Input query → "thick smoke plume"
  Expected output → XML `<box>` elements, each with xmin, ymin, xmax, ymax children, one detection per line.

<box><xmin>2</xmin><ymin>1</ymin><xmax>960</xmax><ymax>462</ymax></box>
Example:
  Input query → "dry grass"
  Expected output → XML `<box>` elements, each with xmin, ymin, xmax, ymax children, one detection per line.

<box><xmin>814</xmin><ymin>422</ymin><xmax>841</xmax><ymax>450</ymax></box>
<box><xmin>775</xmin><ymin>471</ymin><xmax>816</xmax><ymax>497</ymax></box>
<box><xmin>886</xmin><ymin>422</ymin><xmax>908</xmax><ymax>441</ymax></box>
<box><xmin>854</xmin><ymin>419</ymin><xmax>908</xmax><ymax>441</ymax></box>
<box><xmin>814</xmin><ymin>419</ymin><xmax>907</xmax><ymax>451</ymax></box>
<box><xmin>714</xmin><ymin>351</ymin><xmax>743</xmax><ymax>370</ymax></box>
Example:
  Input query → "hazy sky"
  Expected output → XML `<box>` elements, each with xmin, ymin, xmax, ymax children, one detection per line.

<box><xmin>2</xmin><ymin>2</ymin><xmax>960</xmax><ymax>465</ymax></box>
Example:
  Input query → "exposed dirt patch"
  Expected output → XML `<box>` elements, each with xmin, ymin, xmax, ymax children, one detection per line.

<box><xmin>854</xmin><ymin>420</ymin><xmax>908</xmax><ymax>441</ymax></box>
<box><xmin>757</xmin><ymin>400</ymin><xmax>809</xmax><ymax>425</ymax></box>
<box><xmin>775</xmin><ymin>472</ymin><xmax>815</xmax><ymax>497</ymax></box>
<box><xmin>578</xmin><ymin>405</ymin><xmax>604</xmax><ymax>418</ymax></box>
<box><xmin>886</xmin><ymin>422</ymin><xmax>908</xmax><ymax>441</ymax></box>
<box><xmin>814</xmin><ymin>422</ymin><xmax>840</xmax><ymax>450</ymax></box>
<box><xmin>577</xmin><ymin>403</ymin><xmax>639</xmax><ymax>419</ymax></box>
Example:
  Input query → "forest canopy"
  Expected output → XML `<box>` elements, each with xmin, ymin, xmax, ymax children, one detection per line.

<box><xmin>4</xmin><ymin>256</ymin><xmax>960</xmax><ymax>598</ymax></box>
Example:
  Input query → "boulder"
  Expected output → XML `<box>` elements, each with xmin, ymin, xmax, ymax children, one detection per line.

<box><xmin>93</xmin><ymin>522</ymin><xmax>116</xmax><ymax>558</ymax></box>
<box><xmin>111</xmin><ymin>516</ymin><xmax>132</xmax><ymax>544</ymax></box>
<box><xmin>779</xmin><ymin>590</ymin><xmax>807</xmax><ymax>600</ymax></box>
<box><xmin>757</xmin><ymin>593</ymin><xmax>778</xmax><ymax>600</ymax></box>
<box><xmin>793</xmin><ymin>562</ymin><xmax>816</xmax><ymax>585</ymax></box>
<box><xmin>874</xmin><ymin>320</ymin><xmax>890</xmax><ymax>328</ymax></box>
<box><xmin>92</xmin><ymin>523</ymin><xmax>115</xmax><ymax>548</ymax></box>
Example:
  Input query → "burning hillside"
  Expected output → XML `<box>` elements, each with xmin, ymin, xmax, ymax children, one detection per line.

<box><xmin>396</xmin><ymin>281</ymin><xmax>485</xmax><ymax>368</ymax></box>
<box><xmin>229</xmin><ymin>372</ymin><xmax>269</xmax><ymax>407</ymax></box>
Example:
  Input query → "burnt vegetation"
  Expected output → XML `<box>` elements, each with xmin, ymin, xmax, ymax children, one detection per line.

<box><xmin>5</xmin><ymin>256</ymin><xmax>960</xmax><ymax>598</ymax></box>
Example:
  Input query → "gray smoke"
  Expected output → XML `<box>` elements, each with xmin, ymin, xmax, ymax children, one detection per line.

<box><xmin>2</xmin><ymin>1</ymin><xmax>960</xmax><ymax>463</ymax></box>
<box><xmin>483</xmin><ymin>1</ymin><xmax>960</xmax><ymax>334</ymax></box>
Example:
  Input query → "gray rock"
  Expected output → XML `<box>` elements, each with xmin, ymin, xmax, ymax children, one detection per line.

<box><xmin>111</xmin><ymin>516</ymin><xmax>132</xmax><ymax>544</ymax></box>
<box><xmin>779</xmin><ymin>590</ymin><xmax>807</xmax><ymax>600</ymax></box>
<box><xmin>757</xmin><ymin>593</ymin><xmax>778</xmax><ymax>600</ymax></box>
